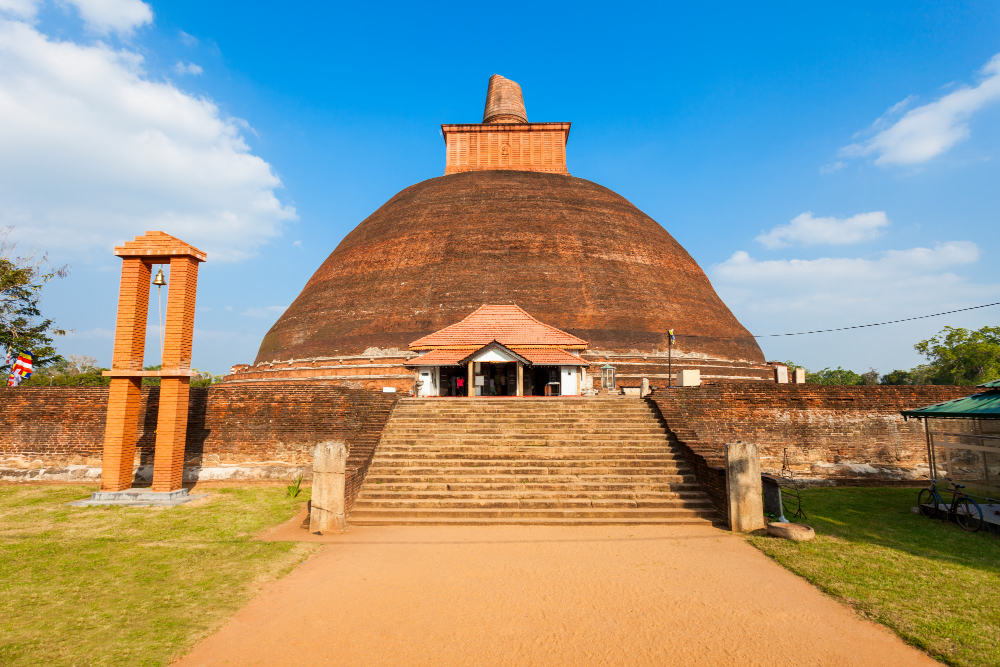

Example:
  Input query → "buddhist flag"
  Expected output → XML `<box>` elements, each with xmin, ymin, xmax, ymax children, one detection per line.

<box><xmin>668</xmin><ymin>329</ymin><xmax>675</xmax><ymax>344</ymax></box>
<box><xmin>7</xmin><ymin>351</ymin><xmax>35</xmax><ymax>387</ymax></box>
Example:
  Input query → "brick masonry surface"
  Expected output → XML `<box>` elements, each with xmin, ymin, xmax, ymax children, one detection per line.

<box><xmin>253</xmin><ymin>170</ymin><xmax>766</xmax><ymax>367</ymax></box>
<box><xmin>647</xmin><ymin>384</ymin><xmax>976</xmax><ymax>522</ymax></box>
<box><xmin>0</xmin><ymin>385</ymin><xmax>399</xmax><ymax>509</ymax></box>
<box><xmin>2</xmin><ymin>384</ymin><xmax>976</xmax><ymax>511</ymax></box>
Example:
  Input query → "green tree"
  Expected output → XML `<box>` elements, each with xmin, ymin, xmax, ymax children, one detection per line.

<box><xmin>0</xmin><ymin>227</ymin><xmax>68</xmax><ymax>373</ymax></box>
<box><xmin>141</xmin><ymin>364</ymin><xmax>220</xmax><ymax>388</ymax></box>
<box><xmin>914</xmin><ymin>325</ymin><xmax>1000</xmax><ymax>385</ymax></box>
<box><xmin>806</xmin><ymin>366</ymin><xmax>879</xmax><ymax>385</ymax></box>
<box><xmin>880</xmin><ymin>365</ymin><xmax>934</xmax><ymax>385</ymax></box>
<box><xmin>23</xmin><ymin>355</ymin><xmax>111</xmax><ymax>387</ymax></box>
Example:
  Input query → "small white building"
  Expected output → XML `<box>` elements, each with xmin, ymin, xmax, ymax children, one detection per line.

<box><xmin>405</xmin><ymin>304</ymin><xmax>588</xmax><ymax>397</ymax></box>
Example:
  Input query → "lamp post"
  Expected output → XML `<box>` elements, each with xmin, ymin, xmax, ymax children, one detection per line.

<box><xmin>667</xmin><ymin>329</ymin><xmax>675</xmax><ymax>388</ymax></box>
<box><xmin>153</xmin><ymin>267</ymin><xmax>167</xmax><ymax>365</ymax></box>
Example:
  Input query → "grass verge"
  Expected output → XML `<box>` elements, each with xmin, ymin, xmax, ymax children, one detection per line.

<box><xmin>746</xmin><ymin>487</ymin><xmax>1000</xmax><ymax>667</ymax></box>
<box><xmin>0</xmin><ymin>485</ymin><xmax>313</xmax><ymax>667</ymax></box>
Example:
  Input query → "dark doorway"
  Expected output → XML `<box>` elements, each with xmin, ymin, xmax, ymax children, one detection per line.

<box><xmin>439</xmin><ymin>366</ymin><xmax>465</xmax><ymax>396</ymax></box>
<box><xmin>529</xmin><ymin>366</ymin><xmax>560</xmax><ymax>396</ymax></box>
<box><xmin>480</xmin><ymin>362</ymin><xmax>515</xmax><ymax>396</ymax></box>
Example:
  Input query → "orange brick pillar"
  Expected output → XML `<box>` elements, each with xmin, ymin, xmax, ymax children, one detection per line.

<box><xmin>151</xmin><ymin>256</ymin><xmax>199</xmax><ymax>492</ymax></box>
<box><xmin>100</xmin><ymin>259</ymin><xmax>151</xmax><ymax>491</ymax></box>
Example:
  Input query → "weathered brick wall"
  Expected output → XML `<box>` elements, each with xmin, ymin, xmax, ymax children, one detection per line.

<box><xmin>0</xmin><ymin>384</ymin><xmax>398</xmax><ymax>475</ymax></box>
<box><xmin>651</xmin><ymin>384</ymin><xmax>975</xmax><ymax>478</ymax></box>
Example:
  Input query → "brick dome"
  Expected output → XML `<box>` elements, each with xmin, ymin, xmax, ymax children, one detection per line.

<box><xmin>255</xmin><ymin>170</ymin><xmax>764</xmax><ymax>365</ymax></box>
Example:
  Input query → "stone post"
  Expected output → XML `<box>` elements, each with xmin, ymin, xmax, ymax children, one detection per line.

<box><xmin>467</xmin><ymin>361</ymin><xmax>475</xmax><ymax>397</ymax></box>
<box><xmin>725</xmin><ymin>442</ymin><xmax>765</xmax><ymax>532</ymax></box>
<box><xmin>310</xmin><ymin>441</ymin><xmax>347</xmax><ymax>533</ymax></box>
<box><xmin>761</xmin><ymin>475</ymin><xmax>783</xmax><ymax>518</ymax></box>
<box><xmin>774</xmin><ymin>365</ymin><xmax>789</xmax><ymax>383</ymax></box>
<box><xmin>640</xmin><ymin>377</ymin><xmax>650</xmax><ymax>398</ymax></box>
<box><xmin>516</xmin><ymin>362</ymin><xmax>524</xmax><ymax>396</ymax></box>
<box><xmin>792</xmin><ymin>367</ymin><xmax>806</xmax><ymax>384</ymax></box>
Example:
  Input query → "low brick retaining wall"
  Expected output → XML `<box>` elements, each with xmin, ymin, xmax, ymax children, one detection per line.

<box><xmin>0</xmin><ymin>385</ymin><xmax>399</xmax><ymax>510</ymax></box>
<box><xmin>647</xmin><ymin>384</ymin><xmax>976</xmax><ymax>523</ymax></box>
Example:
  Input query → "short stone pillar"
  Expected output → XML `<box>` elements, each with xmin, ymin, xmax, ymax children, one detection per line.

<box><xmin>310</xmin><ymin>441</ymin><xmax>347</xmax><ymax>533</ymax></box>
<box><xmin>725</xmin><ymin>442</ymin><xmax>765</xmax><ymax>532</ymax></box>
<box><xmin>792</xmin><ymin>367</ymin><xmax>806</xmax><ymax>384</ymax></box>
<box><xmin>640</xmin><ymin>377</ymin><xmax>650</xmax><ymax>398</ymax></box>
<box><xmin>761</xmin><ymin>475</ymin><xmax>783</xmax><ymax>518</ymax></box>
<box><xmin>774</xmin><ymin>364</ymin><xmax>789</xmax><ymax>384</ymax></box>
<box><xmin>675</xmin><ymin>369</ymin><xmax>701</xmax><ymax>387</ymax></box>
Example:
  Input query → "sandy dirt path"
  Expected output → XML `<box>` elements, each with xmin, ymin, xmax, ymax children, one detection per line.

<box><xmin>173</xmin><ymin>521</ymin><xmax>939</xmax><ymax>667</ymax></box>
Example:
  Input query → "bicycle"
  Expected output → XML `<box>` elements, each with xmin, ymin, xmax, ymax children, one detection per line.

<box><xmin>917</xmin><ymin>477</ymin><xmax>984</xmax><ymax>532</ymax></box>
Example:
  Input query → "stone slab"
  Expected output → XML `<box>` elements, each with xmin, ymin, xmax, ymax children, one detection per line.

<box><xmin>69</xmin><ymin>488</ymin><xmax>207</xmax><ymax>507</ymax></box>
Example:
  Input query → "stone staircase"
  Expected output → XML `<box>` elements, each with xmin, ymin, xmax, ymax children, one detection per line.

<box><xmin>349</xmin><ymin>397</ymin><xmax>716</xmax><ymax>526</ymax></box>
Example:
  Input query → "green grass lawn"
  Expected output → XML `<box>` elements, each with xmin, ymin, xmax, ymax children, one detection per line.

<box><xmin>0</xmin><ymin>485</ymin><xmax>312</xmax><ymax>667</ymax></box>
<box><xmin>747</xmin><ymin>487</ymin><xmax>1000</xmax><ymax>667</ymax></box>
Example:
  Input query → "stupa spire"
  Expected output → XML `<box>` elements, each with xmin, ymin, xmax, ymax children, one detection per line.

<box><xmin>482</xmin><ymin>74</ymin><xmax>528</xmax><ymax>124</ymax></box>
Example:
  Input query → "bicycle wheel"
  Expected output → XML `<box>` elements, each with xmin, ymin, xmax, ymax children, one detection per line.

<box><xmin>917</xmin><ymin>489</ymin><xmax>938</xmax><ymax>518</ymax></box>
<box><xmin>955</xmin><ymin>498</ymin><xmax>983</xmax><ymax>532</ymax></box>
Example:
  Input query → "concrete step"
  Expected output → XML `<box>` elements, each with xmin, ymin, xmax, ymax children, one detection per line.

<box><xmin>376</xmin><ymin>445</ymin><xmax>681</xmax><ymax>454</ymax></box>
<box><xmin>379</xmin><ymin>438</ymin><xmax>669</xmax><ymax>446</ymax></box>
<box><xmin>356</xmin><ymin>490</ymin><xmax>708</xmax><ymax>500</ymax></box>
<box><xmin>352</xmin><ymin>396</ymin><xmax>714</xmax><ymax>526</ymax></box>
<box><xmin>369</xmin><ymin>458</ymin><xmax>686</xmax><ymax>468</ymax></box>
<box><xmin>348</xmin><ymin>507</ymin><xmax>715</xmax><ymax>520</ymax></box>
<box><xmin>357</xmin><ymin>482</ymin><xmax>706</xmax><ymax>493</ymax></box>
<box><xmin>366</xmin><ymin>466</ymin><xmax>691</xmax><ymax>476</ymax></box>
<box><xmin>348</xmin><ymin>516</ymin><xmax>715</xmax><ymax>526</ymax></box>
<box><xmin>352</xmin><ymin>498</ymin><xmax>714</xmax><ymax>510</ymax></box>
<box><xmin>372</xmin><ymin>452</ymin><xmax>686</xmax><ymax>462</ymax></box>
<box><xmin>363</xmin><ymin>474</ymin><xmax>697</xmax><ymax>484</ymax></box>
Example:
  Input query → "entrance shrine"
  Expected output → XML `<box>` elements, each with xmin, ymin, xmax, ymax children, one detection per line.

<box><xmin>406</xmin><ymin>304</ymin><xmax>587</xmax><ymax>397</ymax></box>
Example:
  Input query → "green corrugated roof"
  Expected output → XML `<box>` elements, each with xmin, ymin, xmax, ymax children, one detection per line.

<box><xmin>901</xmin><ymin>386</ymin><xmax>1000</xmax><ymax>419</ymax></box>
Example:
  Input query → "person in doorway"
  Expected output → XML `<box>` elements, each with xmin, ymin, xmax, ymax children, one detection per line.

<box><xmin>457</xmin><ymin>376</ymin><xmax>465</xmax><ymax>395</ymax></box>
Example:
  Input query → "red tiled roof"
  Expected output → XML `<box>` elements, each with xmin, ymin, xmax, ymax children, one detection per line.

<box><xmin>407</xmin><ymin>344</ymin><xmax>585</xmax><ymax>367</ymax></box>
<box><xmin>410</xmin><ymin>305</ymin><xmax>587</xmax><ymax>349</ymax></box>
<box><xmin>404</xmin><ymin>349</ymin><xmax>470</xmax><ymax>366</ymax></box>
<box><xmin>511</xmin><ymin>348</ymin><xmax>584</xmax><ymax>366</ymax></box>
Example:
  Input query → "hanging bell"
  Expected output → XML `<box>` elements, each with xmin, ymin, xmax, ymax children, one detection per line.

<box><xmin>152</xmin><ymin>268</ymin><xmax>167</xmax><ymax>287</ymax></box>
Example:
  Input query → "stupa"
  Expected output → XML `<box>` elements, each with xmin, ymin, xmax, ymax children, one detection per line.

<box><xmin>225</xmin><ymin>75</ymin><xmax>771</xmax><ymax>390</ymax></box>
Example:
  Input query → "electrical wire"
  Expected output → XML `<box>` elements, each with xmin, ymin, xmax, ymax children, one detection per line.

<box><xmin>754</xmin><ymin>301</ymin><xmax>1000</xmax><ymax>338</ymax></box>
<box><xmin>755</xmin><ymin>301</ymin><xmax>1000</xmax><ymax>338</ymax></box>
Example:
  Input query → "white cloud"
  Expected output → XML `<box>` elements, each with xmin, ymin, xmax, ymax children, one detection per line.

<box><xmin>0</xmin><ymin>17</ymin><xmax>296</xmax><ymax>262</ymax></box>
<box><xmin>841</xmin><ymin>53</ymin><xmax>1000</xmax><ymax>166</ymax></box>
<box><xmin>65</xmin><ymin>0</ymin><xmax>152</xmax><ymax>34</ymax></box>
<box><xmin>172</xmin><ymin>60</ymin><xmax>202</xmax><ymax>76</ymax></box>
<box><xmin>756</xmin><ymin>211</ymin><xmax>889</xmax><ymax>249</ymax></box>
<box><xmin>0</xmin><ymin>0</ymin><xmax>39</xmax><ymax>19</ymax></box>
<box><xmin>242</xmin><ymin>305</ymin><xmax>287</xmax><ymax>318</ymax></box>
<box><xmin>819</xmin><ymin>161</ymin><xmax>845</xmax><ymax>174</ymax></box>
<box><xmin>1</xmin><ymin>0</ymin><xmax>152</xmax><ymax>33</ymax></box>
<box><xmin>178</xmin><ymin>30</ymin><xmax>197</xmax><ymax>46</ymax></box>
<box><xmin>712</xmin><ymin>241</ymin><xmax>998</xmax><ymax>329</ymax></box>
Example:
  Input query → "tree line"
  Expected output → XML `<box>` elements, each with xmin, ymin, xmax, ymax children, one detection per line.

<box><xmin>788</xmin><ymin>325</ymin><xmax>1000</xmax><ymax>386</ymax></box>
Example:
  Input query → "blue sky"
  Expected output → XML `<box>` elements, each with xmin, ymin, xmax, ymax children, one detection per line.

<box><xmin>1</xmin><ymin>1</ymin><xmax>998</xmax><ymax>375</ymax></box>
